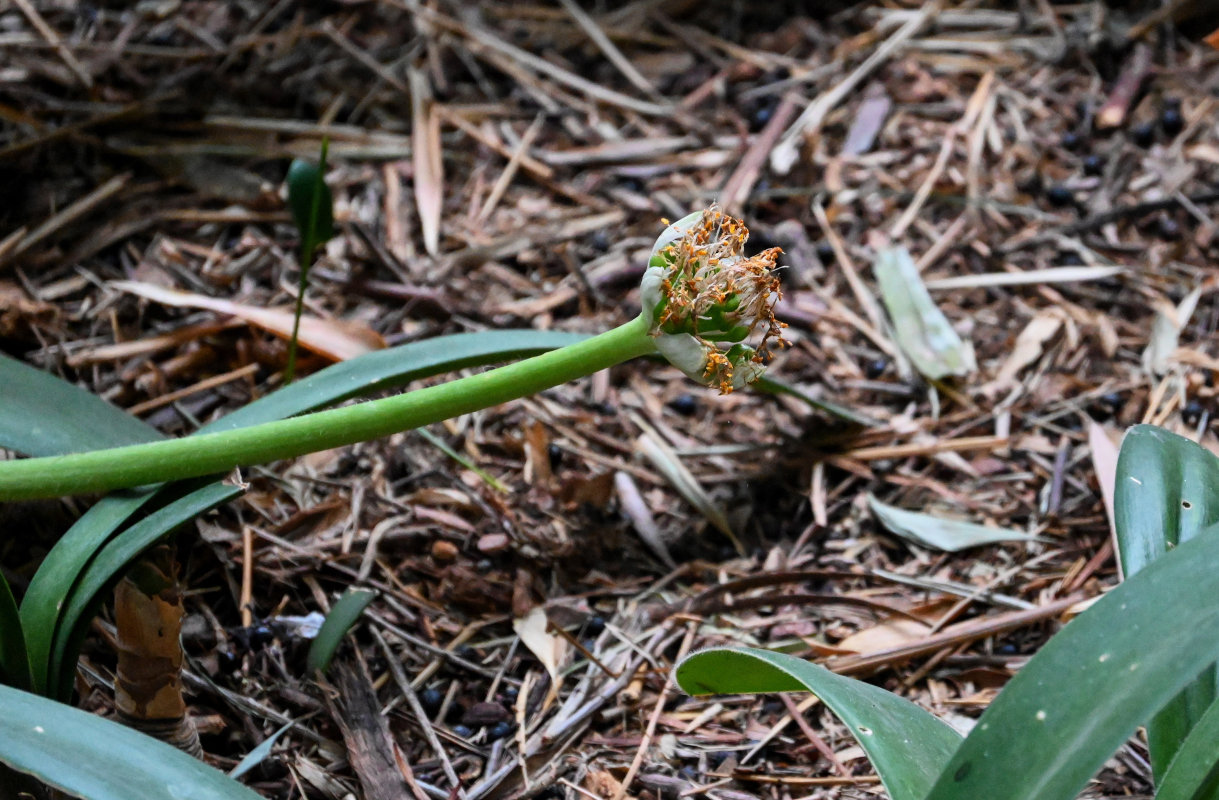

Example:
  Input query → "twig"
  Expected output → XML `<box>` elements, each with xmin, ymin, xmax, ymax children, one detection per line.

<box><xmin>373</xmin><ymin>629</ymin><xmax>467</xmax><ymax>799</ymax></box>
<box><xmin>770</xmin><ymin>0</ymin><xmax>941</xmax><ymax>174</ymax></box>
<box><xmin>10</xmin><ymin>0</ymin><xmax>93</xmax><ymax>88</ymax></box>
<box><xmin>611</xmin><ymin>623</ymin><xmax>696</xmax><ymax>800</ymax></box>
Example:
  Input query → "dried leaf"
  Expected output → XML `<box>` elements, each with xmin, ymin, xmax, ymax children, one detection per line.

<box><xmin>512</xmin><ymin>607</ymin><xmax>567</xmax><ymax>700</ymax></box>
<box><xmin>837</xmin><ymin>617</ymin><xmax>931</xmax><ymax>655</ymax></box>
<box><xmin>991</xmin><ymin>311</ymin><xmax>1063</xmax><ymax>387</ymax></box>
<box><xmin>873</xmin><ymin>246</ymin><xmax>975</xmax><ymax>380</ymax></box>
<box><xmin>111</xmin><ymin>280</ymin><xmax>384</xmax><ymax>361</ymax></box>
<box><xmin>1088</xmin><ymin>421</ymin><xmax>1121</xmax><ymax>574</ymax></box>
<box><xmin>634</xmin><ymin>431</ymin><xmax>739</xmax><ymax>554</ymax></box>
<box><xmin>868</xmin><ymin>493</ymin><xmax>1037</xmax><ymax>552</ymax></box>
<box><xmin>614</xmin><ymin>471</ymin><xmax>676</xmax><ymax>569</ymax></box>
<box><xmin>409</xmin><ymin>67</ymin><xmax>443</xmax><ymax>257</ymax></box>
<box><xmin>842</xmin><ymin>84</ymin><xmax>891</xmax><ymax>156</ymax></box>
<box><xmin>1142</xmin><ymin>286</ymin><xmax>1202</xmax><ymax>375</ymax></box>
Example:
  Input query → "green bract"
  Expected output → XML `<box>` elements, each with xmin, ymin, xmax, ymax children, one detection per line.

<box><xmin>640</xmin><ymin>205</ymin><xmax>784</xmax><ymax>393</ymax></box>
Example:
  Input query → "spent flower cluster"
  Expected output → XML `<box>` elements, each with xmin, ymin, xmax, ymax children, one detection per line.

<box><xmin>642</xmin><ymin>205</ymin><xmax>786</xmax><ymax>393</ymax></box>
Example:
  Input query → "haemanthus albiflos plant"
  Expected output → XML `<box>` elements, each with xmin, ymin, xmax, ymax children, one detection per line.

<box><xmin>0</xmin><ymin>205</ymin><xmax>785</xmax><ymax>500</ymax></box>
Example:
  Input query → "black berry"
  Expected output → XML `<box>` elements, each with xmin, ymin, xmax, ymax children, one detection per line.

<box><xmin>1082</xmin><ymin>154</ymin><xmax>1105</xmax><ymax>176</ymax></box>
<box><xmin>1130</xmin><ymin>121</ymin><xmax>1156</xmax><ymax>147</ymax></box>
<box><xmin>668</xmin><ymin>394</ymin><xmax>698</xmax><ymax>417</ymax></box>
<box><xmin>1157</xmin><ymin>216</ymin><xmax>1181</xmax><ymax>240</ymax></box>
<box><xmin>585</xmin><ymin>615</ymin><xmax>607</xmax><ymax>636</ymax></box>
<box><xmin>488</xmin><ymin>721</ymin><xmax>514</xmax><ymax>740</ymax></box>
<box><xmin>864</xmin><ymin>358</ymin><xmax>889</xmax><ymax>379</ymax></box>
<box><xmin>420</xmin><ymin>688</ymin><xmax>444</xmax><ymax>716</ymax></box>
<box><xmin>1184</xmin><ymin>400</ymin><xmax>1205</xmax><ymax>426</ymax></box>
<box><xmin>1046</xmin><ymin>185</ymin><xmax>1074</xmax><ymax>207</ymax></box>
<box><xmin>1161</xmin><ymin>98</ymin><xmax>1184</xmax><ymax>136</ymax></box>
<box><xmin>452</xmin><ymin>724</ymin><xmax>474</xmax><ymax>739</ymax></box>
<box><xmin>1061</xmin><ymin>131</ymin><xmax>1083</xmax><ymax>151</ymax></box>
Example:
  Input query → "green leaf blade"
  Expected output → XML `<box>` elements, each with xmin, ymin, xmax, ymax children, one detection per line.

<box><xmin>674</xmin><ymin>647</ymin><xmax>961</xmax><ymax>800</ymax></box>
<box><xmin>286</xmin><ymin>157</ymin><xmax>335</xmax><ymax>254</ymax></box>
<box><xmin>925</xmin><ymin>522</ymin><xmax>1219</xmax><ymax>800</ymax></box>
<box><xmin>47</xmin><ymin>483</ymin><xmax>242</xmax><ymax>699</ymax></box>
<box><xmin>19</xmin><ymin>490</ymin><xmax>158</xmax><ymax>694</ymax></box>
<box><xmin>0</xmin><ymin>570</ymin><xmax>31</xmax><ymax>690</ymax></box>
<box><xmin>0</xmin><ymin>683</ymin><xmax>263</xmax><ymax>800</ymax></box>
<box><xmin>1157</xmin><ymin>698</ymin><xmax>1219</xmax><ymax>800</ymax></box>
<box><xmin>201</xmin><ymin>330</ymin><xmax>589</xmax><ymax>434</ymax></box>
<box><xmin>0</xmin><ymin>353</ymin><xmax>162</xmax><ymax>456</ymax></box>
<box><xmin>1114</xmin><ymin>424</ymin><xmax>1219</xmax><ymax>780</ymax></box>
<box><xmin>307</xmin><ymin>588</ymin><xmax>376</xmax><ymax>674</ymax></box>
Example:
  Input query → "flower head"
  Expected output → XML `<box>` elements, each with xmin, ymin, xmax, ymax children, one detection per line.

<box><xmin>641</xmin><ymin>205</ymin><xmax>786</xmax><ymax>393</ymax></box>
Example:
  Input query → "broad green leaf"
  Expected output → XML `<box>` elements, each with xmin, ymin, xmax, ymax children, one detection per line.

<box><xmin>0</xmin><ymin>570</ymin><xmax>30</xmax><ymax>691</ymax></box>
<box><xmin>874</xmin><ymin>246</ymin><xmax>975</xmax><ymax>380</ymax></box>
<box><xmin>868</xmin><ymin>493</ymin><xmax>1039</xmax><ymax>552</ymax></box>
<box><xmin>925</xmin><ymin>521</ymin><xmax>1219</xmax><ymax>800</ymax></box>
<box><xmin>674</xmin><ymin>647</ymin><xmax>961</xmax><ymax>800</ymax></box>
<box><xmin>0</xmin><ymin>683</ymin><xmax>263</xmax><ymax>800</ymax></box>
<box><xmin>1157</xmin><ymin>698</ymin><xmax>1219</xmax><ymax>800</ymax></box>
<box><xmin>0</xmin><ymin>353</ymin><xmax>161</xmax><ymax>455</ymax></box>
<box><xmin>47</xmin><ymin>483</ymin><xmax>242</xmax><ymax>699</ymax></box>
<box><xmin>307</xmin><ymin>588</ymin><xmax>376</xmax><ymax>674</ymax></box>
<box><xmin>1114</xmin><ymin>424</ymin><xmax>1219</xmax><ymax>781</ymax></box>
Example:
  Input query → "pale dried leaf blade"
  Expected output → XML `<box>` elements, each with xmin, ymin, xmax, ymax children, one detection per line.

<box><xmin>836</xmin><ymin>616</ymin><xmax>932</xmax><ymax>655</ymax></box>
<box><xmin>410</xmin><ymin>67</ymin><xmax>443</xmax><ymax>257</ymax></box>
<box><xmin>873</xmin><ymin>247</ymin><xmax>975</xmax><ymax>380</ymax></box>
<box><xmin>634</xmin><ymin>432</ymin><xmax>740</xmax><ymax>553</ymax></box>
<box><xmin>512</xmin><ymin>607</ymin><xmax>567</xmax><ymax>690</ymax></box>
<box><xmin>111</xmin><ymin>280</ymin><xmax>384</xmax><ymax>361</ymax></box>
<box><xmin>868</xmin><ymin>493</ymin><xmax>1036</xmax><ymax>552</ymax></box>
<box><xmin>1088</xmin><ymin>421</ymin><xmax>1121</xmax><ymax>571</ymax></box>
<box><xmin>1142</xmin><ymin>286</ymin><xmax>1202</xmax><ymax>375</ymax></box>
<box><xmin>613</xmin><ymin>471</ymin><xmax>677</xmax><ymax>569</ymax></box>
<box><xmin>992</xmin><ymin>312</ymin><xmax>1062</xmax><ymax>386</ymax></box>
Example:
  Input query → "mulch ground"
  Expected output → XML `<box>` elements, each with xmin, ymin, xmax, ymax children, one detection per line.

<box><xmin>3</xmin><ymin>2</ymin><xmax>1219</xmax><ymax>798</ymax></box>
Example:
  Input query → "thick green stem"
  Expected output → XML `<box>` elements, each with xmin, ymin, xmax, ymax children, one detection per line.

<box><xmin>0</xmin><ymin>317</ymin><xmax>656</xmax><ymax>501</ymax></box>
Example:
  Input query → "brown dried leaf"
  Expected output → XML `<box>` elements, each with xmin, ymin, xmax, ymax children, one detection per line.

<box><xmin>111</xmin><ymin>280</ymin><xmax>384</xmax><ymax>361</ymax></box>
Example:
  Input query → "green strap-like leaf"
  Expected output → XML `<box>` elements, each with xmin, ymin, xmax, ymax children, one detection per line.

<box><xmin>0</xmin><ymin>353</ymin><xmax>162</xmax><ymax>455</ymax></box>
<box><xmin>0</xmin><ymin>570</ymin><xmax>30</xmax><ymax>691</ymax></box>
<box><xmin>19</xmin><ymin>491</ymin><xmax>157</xmax><ymax>694</ymax></box>
<box><xmin>925</xmin><ymin>521</ymin><xmax>1219</xmax><ymax>800</ymax></box>
<box><xmin>1114</xmin><ymin>424</ymin><xmax>1219</xmax><ymax>782</ymax></box>
<box><xmin>306</xmin><ymin>588</ymin><xmax>376</xmax><ymax>674</ymax></box>
<box><xmin>0</xmin><ymin>683</ymin><xmax>263</xmax><ymax>800</ymax></box>
<box><xmin>46</xmin><ymin>483</ymin><xmax>242</xmax><ymax>699</ymax></box>
<box><xmin>674</xmin><ymin>647</ymin><xmax>961</xmax><ymax>800</ymax></box>
<box><xmin>1157</xmin><ymin>698</ymin><xmax>1219</xmax><ymax>800</ymax></box>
